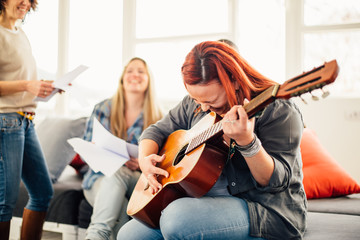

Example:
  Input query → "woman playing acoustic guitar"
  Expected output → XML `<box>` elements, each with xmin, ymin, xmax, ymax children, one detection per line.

<box><xmin>118</xmin><ymin>41</ymin><xmax>307</xmax><ymax>240</ymax></box>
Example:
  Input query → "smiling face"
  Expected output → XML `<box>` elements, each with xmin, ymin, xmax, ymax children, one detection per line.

<box><xmin>186</xmin><ymin>79</ymin><xmax>230</xmax><ymax>116</ymax></box>
<box><xmin>122</xmin><ymin>59</ymin><xmax>150</xmax><ymax>95</ymax></box>
<box><xmin>2</xmin><ymin>0</ymin><xmax>30</xmax><ymax>23</ymax></box>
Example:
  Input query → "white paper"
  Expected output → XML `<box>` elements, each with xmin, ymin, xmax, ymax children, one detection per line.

<box><xmin>67</xmin><ymin>118</ymin><xmax>139</xmax><ymax>176</ymax></box>
<box><xmin>67</xmin><ymin>138</ymin><xmax>128</xmax><ymax>176</ymax></box>
<box><xmin>35</xmin><ymin>65</ymin><xmax>88</xmax><ymax>102</ymax></box>
<box><xmin>92</xmin><ymin>119</ymin><xmax>130</xmax><ymax>159</ymax></box>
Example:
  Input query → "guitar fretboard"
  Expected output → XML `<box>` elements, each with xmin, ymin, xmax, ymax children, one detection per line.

<box><xmin>185</xmin><ymin>121</ymin><xmax>223</xmax><ymax>154</ymax></box>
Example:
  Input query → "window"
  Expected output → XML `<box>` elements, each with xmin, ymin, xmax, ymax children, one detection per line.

<box><xmin>304</xmin><ymin>0</ymin><xmax>360</xmax><ymax>26</ymax></box>
<box><xmin>304</xmin><ymin>31</ymin><xmax>360</xmax><ymax>94</ymax></box>
<box><xmin>67</xmin><ymin>0</ymin><xmax>123</xmax><ymax>116</ymax></box>
<box><xmin>22</xmin><ymin>1</ymin><xmax>58</xmax><ymax>75</ymax></box>
<box><xmin>23</xmin><ymin>0</ymin><xmax>359</xmax><ymax>117</ymax></box>
<box><xmin>237</xmin><ymin>0</ymin><xmax>285</xmax><ymax>82</ymax></box>
<box><xmin>22</xmin><ymin>0</ymin><xmax>58</xmax><ymax>115</ymax></box>
<box><xmin>136</xmin><ymin>0</ymin><xmax>229</xmax><ymax>38</ymax></box>
<box><xmin>135</xmin><ymin>41</ymin><xmax>200</xmax><ymax>104</ymax></box>
<box><xmin>302</xmin><ymin>0</ymin><xmax>360</xmax><ymax>96</ymax></box>
<box><xmin>125</xmin><ymin>0</ymin><xmax>232</xmax><ymax>109</ymax></box>
<box><xmin>126</xmin><ymin>0</ymin><xmax>286</xmax><ymax>109</ymax></box>
<box><xmin>23</xmin><ymin>0</ymin><xmax>124</xmax><ymax>117</ymax></box>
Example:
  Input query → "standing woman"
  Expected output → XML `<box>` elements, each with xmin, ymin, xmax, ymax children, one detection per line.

<box><xmin>0</xmin><ymin>0</ymin><xmax>55</xmax><ymax>239</ymax></box>
<box><xmin>83</xmin><ymin>57</ymin><xmax>163</xmax><ymax>240</ymax></box>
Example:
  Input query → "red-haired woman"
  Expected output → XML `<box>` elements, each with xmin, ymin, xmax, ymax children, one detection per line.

<box><xmin>117</xmin><ymin>41</ymin><xmax>307</xmax><ymax>240</ymax></box>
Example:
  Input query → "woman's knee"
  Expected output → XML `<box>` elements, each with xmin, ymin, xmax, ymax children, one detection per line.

<box><xmin>159</xmin><ymin>197</ymin><xmax>252</xmax><ymax>239</ymax></box>
<box><xmin>117</xmin><ymin>219</ymin><xmax>161</xmax><ymax>240</ymax></box>
<box><xmin>160</xmin><ymin>198</ymin><xmax>196</xmax><ymax>236</ymax></box>
<box><xmin>26</xmin><ymin>184</ymin><xmax>53</xmax><ymax>211</ymax></box>
<box><xmin>113</xmin><ymin>166</ymin><xmax>139</xmax><ymax>185</ymax></box>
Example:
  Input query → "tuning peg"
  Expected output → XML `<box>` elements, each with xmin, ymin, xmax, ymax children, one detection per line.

<box><xmin>321</xmin><ymin>89</ymin><xmax>330</xmax><ymax>98</ymax></box>
<box><xmin>311</xmin><ymin>92</ymin><xmax>319</xmax><ymax>101</ymax></box>
<box><xmin>300</xmin><ymin>96</ymin><xmax>307</xmax><ymax>104</ymax></box>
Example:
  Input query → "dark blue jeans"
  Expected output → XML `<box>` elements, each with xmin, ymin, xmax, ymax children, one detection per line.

<box><xmin>0</xmin><ymin>113</ymin><xmax>53</xmax><ymax>222</ymax></box>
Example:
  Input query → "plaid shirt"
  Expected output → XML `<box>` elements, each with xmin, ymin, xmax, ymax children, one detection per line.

<box><xmin>82</xmin><ymin>98</ymin><xmax>144</xmax><ymax>190</ymax></box>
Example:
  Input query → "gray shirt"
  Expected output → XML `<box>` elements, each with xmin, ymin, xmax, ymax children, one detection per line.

<box><xmin>140</xmin><ymin>95</ymin><xmax>307</xmax><ymax>240</ymax></box>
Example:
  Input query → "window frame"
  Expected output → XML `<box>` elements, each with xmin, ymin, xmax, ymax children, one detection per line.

<box><xmin>285</xmin><ymin>0</ymin><xmax>360</xmax><ymax>85</ymax></box>
<box><xmin>122</xmin><ymin>0</ymin><xmax>239</xmax><ymax>64</ymax></box>
<box><xmin>39</xmin><ymin>0</ymin><xmax>360</xmax><ymax>116</ymax></box>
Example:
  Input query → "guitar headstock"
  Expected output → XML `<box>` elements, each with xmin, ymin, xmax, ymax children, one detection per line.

<box><xmin>244</xmin><ymin>59</ymin><xmax>339</xmax><ymax>118</ymax></box>
<box><xmin>276</xmin><ymin>59</ymin><xmax>339</xmax><ymax>99</ymax></box>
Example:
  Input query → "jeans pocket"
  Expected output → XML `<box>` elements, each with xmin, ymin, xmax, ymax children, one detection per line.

<box><xmin>0</xmin><ymin>114</ymin><xmax>23</xmax><ymax>132</ymax></box>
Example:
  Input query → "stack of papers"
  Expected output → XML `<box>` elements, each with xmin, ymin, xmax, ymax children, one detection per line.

<box><xmin>68</xmin><ymin>118</ymin><xmax>138</xmax><ymax>176</ymax></box>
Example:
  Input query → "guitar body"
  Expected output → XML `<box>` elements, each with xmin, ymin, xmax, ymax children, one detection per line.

<box><xmin>127</xmin><ymin>112</ymin><xmax>228</xmax><ymax>228</ymax></box>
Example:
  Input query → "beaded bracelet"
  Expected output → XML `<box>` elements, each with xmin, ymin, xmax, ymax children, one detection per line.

<box><xmin>235</xmin><ymin>134</ymin><xmax>262</xmax><ymax>158</ymax></box>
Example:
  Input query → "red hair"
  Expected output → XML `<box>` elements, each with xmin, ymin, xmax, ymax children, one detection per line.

<box><xmin>181</xmin><ymin>41</ymin><xmax>276</xmax><ymax>107</ymax></box>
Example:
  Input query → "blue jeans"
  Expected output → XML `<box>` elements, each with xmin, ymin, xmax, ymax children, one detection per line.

<box><xmin>0</xmin><ymin>113</ymin><xmax>53</xmax><ymax>222</ymax></box>
<box><xmin>117</xmin><ymin>196</ymin><xmax>265</xmax><ymax>240</ymax></box>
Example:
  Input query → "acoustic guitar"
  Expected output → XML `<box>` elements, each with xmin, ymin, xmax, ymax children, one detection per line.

<box><xmin>127</xmin><ymin>59</ymin><xmax>339</xmax><ymax>228</ymax></box>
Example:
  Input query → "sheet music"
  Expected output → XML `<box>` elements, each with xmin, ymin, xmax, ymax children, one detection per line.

<box><xmin>67</xmin><ymin>118</ymin><xmax>139</xmax><ymax>176</ymax></box>
<box><xmin>35</xmin><ymin>65</ymin><xmax>88</xmax><ymax>102</ymax></box>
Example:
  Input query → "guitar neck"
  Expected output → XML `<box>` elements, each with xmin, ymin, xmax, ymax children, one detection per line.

<box><xmin>185</xmin><ymin>84</ymin><xmax>280</xmax><ymax>154</ymax></box>
<box><xmin>244</xmin><ymin>84</ymin><xmax>280</xmax><ymax>118</ymax></box>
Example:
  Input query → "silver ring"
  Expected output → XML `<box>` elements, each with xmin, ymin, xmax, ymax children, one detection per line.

<box><xmin>147</xmin><ymin>174</ymin><xmax>153</xmax><ymax>179</ymax></box>
<box><xmin>224</xmin><ymin>119</ymin><xmax>235</xmax><ymax>124</ymax></box>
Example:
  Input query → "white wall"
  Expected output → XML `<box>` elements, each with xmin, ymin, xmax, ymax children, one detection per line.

<box><xmin>294</xmin><ymin>97</ymin><xmax>360</xmax><ymax>184</ymax></box>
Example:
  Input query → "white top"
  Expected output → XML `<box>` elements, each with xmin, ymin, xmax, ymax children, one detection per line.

<box><xmin>0</xmin><ymin>24</ymin><xmax>37</xmax><ymax>113</ymax></box>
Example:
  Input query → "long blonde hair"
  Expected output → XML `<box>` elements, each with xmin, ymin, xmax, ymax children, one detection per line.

<box><xmin>110</xmin><ymin>57</ymin><xmax>163</xmax><ymax>139</ymax></box>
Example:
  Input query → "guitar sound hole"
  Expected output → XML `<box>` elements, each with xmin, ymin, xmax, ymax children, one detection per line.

<box><xmin>173</xmin><ymin>144</ymin><xmax>188</xmax><ymax>166</ymax></box>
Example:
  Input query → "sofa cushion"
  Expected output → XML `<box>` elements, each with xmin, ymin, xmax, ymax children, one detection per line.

<box><xmin>69</xmin><ymin>153</ymin><xmax>88</xmax><ymax>176</ymax></box>
<box><xmin>305</xmin><ymin>212</ymin><xmax>360</xmax><ymax>240</ymax></box>
<box><xmin>36</xmin><ymin>117</ymin><xmax>87</xmax><ymax>183</ymax></box>
<box><xmin>78</xmin><ymin>198</ymin><xmax>93</xmax><ymax>228</ymax></box>
<box><xmin>300</xmin><ymin>128</ymin><xmax>360</xmax><ymax>199</ymax></box>
<box><xmin>307</xmin><ymin>193</ymin><xmax>360</xmax><ymax>216</ymax></box>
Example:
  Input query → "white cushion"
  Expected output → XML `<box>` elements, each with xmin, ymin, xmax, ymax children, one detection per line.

<box><xmin>36</xmin><ymin>117</ymin><xmax>87</xmax><ymax>183</ymax></box>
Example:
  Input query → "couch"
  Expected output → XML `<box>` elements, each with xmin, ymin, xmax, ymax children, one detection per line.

<box><xmin>10</xmin><ymin>117</ymin><xmax>360</xmax><ymax>240</ymax></box>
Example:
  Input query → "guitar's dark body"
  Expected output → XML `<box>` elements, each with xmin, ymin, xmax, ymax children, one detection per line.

<box><xmin>127</xmin><ymin>112</ymin><xmax>228</xmax><ymax>228</ymax></box>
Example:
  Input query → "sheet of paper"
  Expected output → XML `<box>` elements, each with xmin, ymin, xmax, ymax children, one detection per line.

<box><xmin>35</xmin><ymin>89</ymin><xmax>59</xmax><ymax>102</ymax></box>
<box><xmin>127</xmin><ymin>143</ymin><xmax>139</xmax><ymax>158</ymax></box>
<box><xmin>67</xmin><ymin>118</ymin><xmax>139</xmax><ymax>176</ymax></box>
<box><xmin>35</xmin><ymin>65</ymin><xmax>88</xmax><ymax>102</ymax></box>
<box><xmin>92</xmin><ymin>118</ymin><xmax>131</xmax><ymax>159</ymax></box>
<box><xmin>67</xmin><ymin>138</ymin><xmax>127</xmax><ymax>176</ymax></box>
